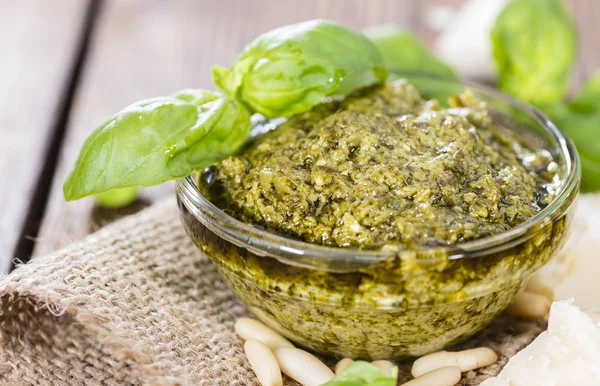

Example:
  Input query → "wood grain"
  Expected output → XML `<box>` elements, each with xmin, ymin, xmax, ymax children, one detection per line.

<box><xmin>564</xmin><ymin>0</ymin><xmax>600</xmax><ymax>88</ymax></box>
<box><xmin>33</xmin><ymin>0</ymin><xmax>416</xmax><ymax>256</ymax></box>
<box><xmin>31</xmin><ymin>0</ymin><xmax>600</xmax><ymax>257</ymax></box>
<box><xmin>0</xmin><ymin>0</ymin><xmax>90</xmax><ymax>272</ymax></box>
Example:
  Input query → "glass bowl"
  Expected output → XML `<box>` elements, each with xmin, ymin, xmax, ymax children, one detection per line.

<box><xmin>176</xmin><ymin>73</ymin><xmax>580</xmax><ymax>360</ymax></box>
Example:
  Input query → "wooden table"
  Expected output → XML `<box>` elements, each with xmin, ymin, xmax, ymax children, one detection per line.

<box><xmin>1</xmin><ymin>0</ymin><xmax>598</xmax><ymax>273</ymax></box>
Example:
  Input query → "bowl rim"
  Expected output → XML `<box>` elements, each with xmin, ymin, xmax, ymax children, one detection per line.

<box><xmin>176</xmin><ymin>72</ymin><xmax>580</xmax><ymax>267</ymax></box>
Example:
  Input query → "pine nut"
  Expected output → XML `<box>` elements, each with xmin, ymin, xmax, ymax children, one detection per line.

<box><xmin>235</xmin><ymin>317</ymin><xmax>294</xmax><ymax>350</ymax></box>
<box><xmin>371</xmin><ymin>360</ymin><xmax>395</xmax><ymax>375</ymax></box>
<box><xmin>244</xmin><ymin>339</ymin><xmax>283</xmax><ymax>386</ymax></box>
<box><xmin>506</xmin><ymin>291</ymin><xmax>552</xmax><ymax>319</ymax></box>
<box><xmin>401</xmin><ymin>366</ymin><xmax>461</xmax><ymax>386</ymax></box>
<box><xmin>335</xmin><ymin>358</ymin><xmax>354</xmax><ymax>375</ymax></box>
<box><xmin>411</xmin><ymin>347</ymin><xmax>497</xmax><ymax>377</ymax></box>
<box><xmin>273</xmin><ymin>347</ymin><xmax>335</xmax><ymax>386</ymax></box>
<box><xmin>525</xmin><ymin>275</ymin><xmax>555</xmax><ymax>302</ymax></box>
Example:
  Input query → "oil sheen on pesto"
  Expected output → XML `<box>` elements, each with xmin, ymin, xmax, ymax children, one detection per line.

<box><xmin>202</xmin><ymin>80</ymin><xmax>559</xmax><ymax>250</ymax></box>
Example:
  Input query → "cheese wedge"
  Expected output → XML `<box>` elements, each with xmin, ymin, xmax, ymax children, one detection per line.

<box><xmin>482</xmin><ymin>301</ymin><xmax>600</xmax><ymax>386</ymax></box>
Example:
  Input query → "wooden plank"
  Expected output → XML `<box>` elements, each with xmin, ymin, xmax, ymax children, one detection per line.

<box><xmin>565</xmin><ymin>0</ymin><xmax>600</xmax><ymax>87</ymax></box>
<box><xmin>33</xmin><ymin>0</ymin><xmax>416</xmax><ymax>257</ymax></box>
<box><xmin>412</xmin><ymin>0</ymin><xmax>464</xmax><ymax>46</ymax></box>
<box><xmin>0</xmin><ymin>0</ymin><xmax>90</xmax><ymax>272</ymax></box>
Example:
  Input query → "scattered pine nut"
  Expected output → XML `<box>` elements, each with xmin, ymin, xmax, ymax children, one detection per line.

<box><xmin>506</xmin><ymin>291</ymin><xmax>552</xmax><ymax>319</ymax></box>
<box><xmin>525</xmin><ymin>275</ymin><xmax>555</xmax><ymax>302</ymax></box>
<box><xmin>371</xmin><ymin>360</ymin><xmax>395</xmax><ymax>375</ymax></box>
<box><xmin>244</xmin><ymin>339</ymin><xmax>283</xmax><ymax>386</ymax></box>
<box><xmin>411</xmin><ymin>347</ymin><xmax>497</xmax><ymax>377</ymax></box>
<box><xmin>401</xmin><ymin>366</ymin><xmax>461</xmax><ymax>386</ymax></box>
<box><xmin>335</xmin><ymin>358</ymin><xmax>354</xmax><ymax>375</ymax></box>
<box><xmin>235</xmin><ymin>317</ymin><xmax>294</xmax><ymax>350</ymax></box>
<box><xmin>273</xmin><ymin>347</ymin><xmax>335</xmax><ymax>386</ymax></box>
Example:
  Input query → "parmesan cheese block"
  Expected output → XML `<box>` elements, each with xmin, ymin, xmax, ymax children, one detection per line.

<box><xmin>481</xmin><ymin>301</ymin><xmax>600</xmax><ymax>386</ymax></box>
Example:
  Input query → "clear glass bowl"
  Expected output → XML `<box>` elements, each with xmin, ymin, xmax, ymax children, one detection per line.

<box><xmin>176</xmin><ymin>74</ymin><xmax>580</xmax><ymax>360</ymax></box>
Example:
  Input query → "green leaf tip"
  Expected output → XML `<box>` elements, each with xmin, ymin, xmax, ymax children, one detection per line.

<box><xmin>321</xmin><ymin>361</ymin><xmax>398</xmax><ymax>386</ymax></box>
<box><xmin>95</xmin><ymin>187</ymin><xmax>139</xmax><ymax>208</ymax></box>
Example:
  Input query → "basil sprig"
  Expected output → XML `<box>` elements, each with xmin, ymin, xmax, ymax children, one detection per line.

<box><xmin>322</xmin><ymin>361</ymin><xmax>398</xmax><ymax>386</ymax></box>
<box><xmin>63</xmin><ymin>20</ymin><xmax>387</xmax><ymax>201</ymax></box>
<box><xmin>63</xmin><ymin>90</ymin><xmax>251</xmax><ymax>201</ymax></box>
<box><xmin>213</xmin><ymin>19</ymin><xmax>388</xmax><ymax>118</ymax></box>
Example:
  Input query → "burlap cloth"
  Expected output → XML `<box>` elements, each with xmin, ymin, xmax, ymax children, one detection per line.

<box><xmin>0</xmin><ymin>199</ymin><xmax>546</xmax><ymax>385</ymax></box>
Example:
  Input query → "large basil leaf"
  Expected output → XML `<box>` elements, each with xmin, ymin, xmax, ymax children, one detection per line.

<box><xmin>63</xmin><ymin>90</ymin><xmax>251</xmax><ymax>200</ymax></box>
<box><xmin>322</xmin><ymin>361</ymin><xmax>398</xmax><ymax>386</ymax></box>
<box><xmin>491</xmin><ymin>0</ymin><xmax>577</xmax><ymax>105</ymax></box>
<box><xmin>365</xmin><ymin>25</ymin><xmax>456</xmax><ymax>77</ymax></box>
<box><xmin>542</xmin><ymin>72</ymin><xmax>600</xmax><ymax>192</ymax></box>
<box><xmin>212</xmin><ymin>19</ymin><xmax>388</xmax><ymax>118</ymax></box>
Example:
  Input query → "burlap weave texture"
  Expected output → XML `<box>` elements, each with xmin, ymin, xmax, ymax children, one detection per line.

<box><xmin>0</xmin><ymin>199</ymin><xmax>544</xmax><ymax>385</ymax></box>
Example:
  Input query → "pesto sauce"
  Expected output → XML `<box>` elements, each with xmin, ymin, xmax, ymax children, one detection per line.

<box><xmin>204</xmin><ymin>81</ymin><xmax>559</xmax><ymax>250</ymax></box>
<box><xmin>186</xmin><ymin>80</ymin><xmax>568</xmax><ymax>359</ymax></box>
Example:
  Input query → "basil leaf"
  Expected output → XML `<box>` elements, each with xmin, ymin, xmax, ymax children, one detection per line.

<box><xmin>491</xmin><ymin>0</ymin><xmax>577</xmax><ymax>105</ymax></box>
<box><xmin>321</xmin><ymin>361</ymin><xmax>398</xmax><ymax>386</ymax></box>
<box><xmin>560</xmin><ymin>118</ymin><xmax>600</xmax><ymax>193</ymax></box>
<box><xmin>360</xmin><ymin>25</ymin><xmax>459</xmax><ymax>104</ymax></box>
<box><xmin>213</xmin><ymin>19</ymin><xmax>388</xmax><ymax>118</ymax></box>
<box><xmin>544</xmin><ymin>106</ymin><xmax>600</xmax><ymax>192</ymax></box>
<box><xmin>570</xmin><ymin>71</ymin><xmax>600</xmax><ymax>112</ymax></box>
<box><xmin>542</xmin><ymin>73</ymin><xmax>600</xmax><ymax>192</ymax></box>
<box><xmin>579</xmin><ymin>153</ymin><xmax>600</xmax><ymax>192</ymax></box>
<box><xmin>167</xmin><ymin>89</ymin><xmax>252</xmax><ymax>177</ymax></box>
<box><xmin>365</xmin><ymin>25</ymin><xmax>456</xmax><ymax>77</ymax></box>
<box><xmin>63</xmin><ymin>90</ymin><xmax>251</xmax><ymax>200</ymax></box>
<box><xmin>95</xmin><ymin>187</ymin><xmax>139</xmax><ymax>208</ymax></box>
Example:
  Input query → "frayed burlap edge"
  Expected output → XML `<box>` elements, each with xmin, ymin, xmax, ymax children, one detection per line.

<box><xmin>0</xmin><ymin>282</ymin><xmax>176</xmax><ymax>385</ymax></box>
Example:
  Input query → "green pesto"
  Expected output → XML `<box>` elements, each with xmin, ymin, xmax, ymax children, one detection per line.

<box><xmin>181</xmin><ymin>195</ymin><xmax>568</xmax><ymax>359</ymax></box>
<box><xmin>203</xmin><ymin>81</ymin><xmax>559</xmax><ymax>250</ymax></box>
<box><xmin>184</xmin><ymin>80</ymin><xmax>570</xmax><ymax>359</ymax></box>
